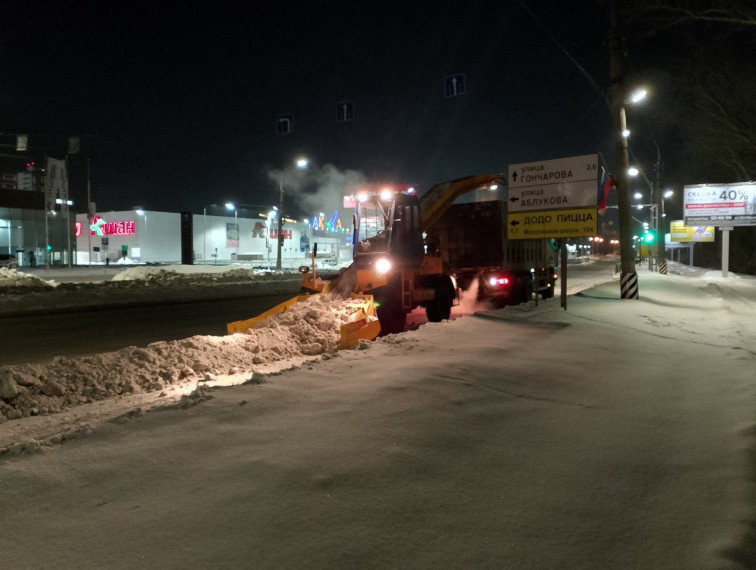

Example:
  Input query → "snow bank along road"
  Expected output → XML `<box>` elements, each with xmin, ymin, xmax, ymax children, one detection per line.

<box><xmin>2</xmin><ymin>261</ymin><xmax>756</xmax><ymax>568</ymax></box>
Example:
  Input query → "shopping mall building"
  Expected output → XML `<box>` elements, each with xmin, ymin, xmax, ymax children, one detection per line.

<box><xmin>1</xmin><ymin>195</ymin><xmax>349</xmax><ymax>268</ymax></box>
<box><xmin>72</xmin><ymin>209</ymin><xmax>350</xmax><ymax>267</ymax></box>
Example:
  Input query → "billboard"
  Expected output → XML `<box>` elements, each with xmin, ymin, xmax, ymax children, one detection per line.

<box><xmin>669</xmin><ymin>220</ymin><xmax>715</xmax><ymax>243</ymax></box>
<box><xmin>684</xmin><ymin>182</ymin><xmax>756</xmax><ymax>226</ymax></box>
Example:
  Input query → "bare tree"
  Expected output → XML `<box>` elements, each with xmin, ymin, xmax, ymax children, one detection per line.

<box><xmin>671</xmin><ymin>45</ymin><xmax>756</xmax><ymax>181</ymax></box>
<box><xmin>623</xmin><ymin>0</ymin><xmax>756</xmax><ymax>31</ymax></box>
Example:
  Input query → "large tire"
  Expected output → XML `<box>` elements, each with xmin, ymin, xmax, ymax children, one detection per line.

<box><xmin>426</xmin><ymin>275</ymin><xmax>455</xmax><ymax>322</ymax></box>
<box><xmin>376</xmin><ymin>280</ymin><xmax>406</xmax><ymax>335</ymax></box>
<box><xmin>519</xmin><ymin>277</ymin><xmax>533</xmax><ymax>304</ymax></box>
<box><xmin>542</xmin><ymin>283</ymin><xmax>555</xmax><ymax>299</ymax></box>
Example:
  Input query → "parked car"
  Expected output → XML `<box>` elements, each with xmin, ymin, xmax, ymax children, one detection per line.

<box><xmin>0</xmin><ymin>254</ymin><xmax>18</xmax><ymax>269</ymax></box>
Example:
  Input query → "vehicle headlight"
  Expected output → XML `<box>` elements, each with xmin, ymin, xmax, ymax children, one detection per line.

<box><xmin>375</xmin><ymin>258</ymin><xmax>392</xmax><ymax>274</ymax></box>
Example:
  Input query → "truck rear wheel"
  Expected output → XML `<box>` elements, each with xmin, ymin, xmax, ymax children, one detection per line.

<box><xmin>426</xmin><ymin>275</ymin><xmax>455</xmax><ymax>322</ymax></box>
<box><xmin>519</xmin><ymin>278</ymin><xmax>533</xmax><ymax>304</ymax></box>
<box><xmin>376</xmin><ymin>280</ymin><xmax>406</xmax><ymax>335</ymax></box>
<box><xmin>542</xmin><ymin>284</ymin><xmax>555</xmax><ymax>299</ymax></box>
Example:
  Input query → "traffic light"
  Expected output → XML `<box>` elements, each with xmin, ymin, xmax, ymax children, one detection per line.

<box><xmin>643</xmin><ymin>230</ymin><xmax>657</xmax><ymax>244</ymax></box>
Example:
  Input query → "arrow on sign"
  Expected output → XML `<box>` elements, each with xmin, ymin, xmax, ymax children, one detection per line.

<box><xmin>512</xmin><ymin>172</ymin><xmax>518</xmax><ymax>182</ymax></box>
<box><xmin>510</xmin><ymin>196</ymin><xmax>519</xmax><ymax>203</ymax></box>
<box><xmin>510</xmin><ymin>219</ymin><xmax>520</xmax><ymax>227</ymax></box>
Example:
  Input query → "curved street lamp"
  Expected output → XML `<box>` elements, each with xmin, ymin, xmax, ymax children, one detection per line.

<box><xmin>203</xmin><ymin>203</ymin><xmax>234</xmax><ymax>265</ymax></box>
<box><xmin>277</xmin><ymin>157</ymin><xmax>309</xmax><ymax>270</ymax></box>
<box><xmin>134</xmin><ymin>207</ymin><xmax>146</xmax><ymax>262</ymax></box>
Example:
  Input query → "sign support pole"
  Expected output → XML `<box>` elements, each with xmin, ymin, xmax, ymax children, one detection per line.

<box><xmin>722</xmin><ymin>228</ymin><xmax>730</xmax><ymax>278</ymax></box>
<box><xmin>560</xmin><ymin>241</ymin><xmax>567</xmax><ymax>310</ymax></box>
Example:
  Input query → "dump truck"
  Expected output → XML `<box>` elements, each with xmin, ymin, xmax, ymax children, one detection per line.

<box><xmin>425</xmin><ymin>200</ymin><xmax>558</xmax><ymax>308</ymax></box>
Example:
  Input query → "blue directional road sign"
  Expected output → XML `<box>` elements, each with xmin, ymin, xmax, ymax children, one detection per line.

<box><xmin>277</xmin><ymin>114</ymin><xmax>294</xmax><ymax>134</ymax></box>
<box><xmin>337</xmin><ymin>101</ymin><xmax>354</xmax><ymax>122</ymax></box>
<box><xmin>444</xmin><ymin>73</ymin><xmax>466</xmax><ymax>97</ymax></box>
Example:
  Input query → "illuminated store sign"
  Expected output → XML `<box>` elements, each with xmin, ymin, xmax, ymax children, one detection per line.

<box><xmin>90</xmin><ymin>216</ymin><xmax>135</xmax><ymax>237</ymax></box>
<box><xmin>251</xmin><ymin>222</ymin><xmax>291</xmax><ymax>239</ymax></box>
<box><xmin>311</xmin><ymin>210</ymin><xmax>344</xmax><ymax>233</ymax></box>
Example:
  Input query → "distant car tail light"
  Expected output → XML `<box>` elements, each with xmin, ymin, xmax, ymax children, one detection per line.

<box><xmin>488</xmin><ymin>276</ymin><xmax>510</xmax><ymax>286</ymax></box>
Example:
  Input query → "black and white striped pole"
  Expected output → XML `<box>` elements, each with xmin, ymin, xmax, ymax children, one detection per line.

<box><xmin>609</xmin><ymin>1</ymin><xmax>639</xmax><ymax>299</ymax></box>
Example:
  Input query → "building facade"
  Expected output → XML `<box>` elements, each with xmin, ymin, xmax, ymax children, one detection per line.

<box><xmin>74</xmin><ymin>210</ymin><xmax>349</xmax><ymax>267</ymax></box>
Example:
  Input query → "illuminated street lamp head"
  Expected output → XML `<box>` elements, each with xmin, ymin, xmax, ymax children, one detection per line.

<box><xmin>135</xmin><ymin>208</ymin><xmax>145</xmax><ymax>216</ymax></box>
<box><xmin>225</xmin><ymin>202</ymin><xmax>235</xmax><ymax>211</ymax></box>
<box><xmin>664</xmin><ymin>189</ymin><xmax>674</xmax><ymax>199</ymax></box>
<box><xmin>628</xmin><ymin>167</ymin><xmax>639</xmax><ymax>177</ymax></box>
<box><xmin>634</xmin><ymin>192</ymin><xmax>643</xmax><ymax>199</ymax></box>
<box><xmin>622</xmin><ymin>129</ymin><xmax>630</xmax><ymax>138</ymax></box>
<box><xmin>630</xmin><ymin>89</ymin><xmax>647</xmax><ymax>104</ymax></box>
<box><xmin>489</xmin><ymin>184</ymin><xmax>499</xmax><ymax>191</ymax></box>
<box><xmin>296</xmin><ymin>158</ymin><xmax>308</xmax><ymax>169</ymax></box>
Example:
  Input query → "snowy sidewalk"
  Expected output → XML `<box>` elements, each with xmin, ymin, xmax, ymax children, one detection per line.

<box><xmin>1</xmin><ymin>270</ymin><xmax>755</xmax><ymax>569</ymax></box>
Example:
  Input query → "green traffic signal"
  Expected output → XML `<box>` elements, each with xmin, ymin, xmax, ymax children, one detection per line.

<box><xmin>643</xmin><ymin>230</ymin><xmax>656</xmax><ymax>244</ymax></box>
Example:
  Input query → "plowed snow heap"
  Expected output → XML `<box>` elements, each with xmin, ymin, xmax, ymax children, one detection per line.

<box><xmin>0</xmin><ymin>294</ymin><xmax>364</xmax><ymax>422</ymax></box>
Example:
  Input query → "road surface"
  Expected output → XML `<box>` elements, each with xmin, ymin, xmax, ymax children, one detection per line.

<box><xmin>0</xmin><ymin>294</ymin><xmax>296</xmax><ymax>365</ymax></box>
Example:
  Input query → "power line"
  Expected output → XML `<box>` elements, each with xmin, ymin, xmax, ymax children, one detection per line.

<box><xmin>515</xmin><ymin>0</ymin><xmax>610</xmax><ymax>109</ymax></box>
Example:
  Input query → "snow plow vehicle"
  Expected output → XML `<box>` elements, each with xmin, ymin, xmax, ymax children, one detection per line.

<box><xmin>230</xmin><ymin>172</ymin><xmax>557</xmax><ymax>343</ymax></box>
<box><xmin>301</xmin><ymin>174</ymin><xmax>506</xmax><ymax>334</ymax></box>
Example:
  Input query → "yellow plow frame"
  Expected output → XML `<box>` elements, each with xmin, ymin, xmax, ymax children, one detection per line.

<box><xmin>226</xmin><ymin>292</ymin><xmax>380</xmax><ymax>350</ymax></box>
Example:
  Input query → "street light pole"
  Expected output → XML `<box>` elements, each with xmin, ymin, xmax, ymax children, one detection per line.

<box><xmin>609</xmin><ymin>1</ymin><xmax>638</xmax><ymax>299</ymax></box>
<box><xmin>653</xmin><ymin>141</ymin><xmax>667</xmax><ymax>274</ymax></box>
<box><xmin>276</xmin><ymin>158</ymin><xmax>308</xmax><ymax>270</ymax></box>
<box><xmin>277</xmin><ymin>172</ymin><xmax>285</xmax><ymax>270</ymax></box>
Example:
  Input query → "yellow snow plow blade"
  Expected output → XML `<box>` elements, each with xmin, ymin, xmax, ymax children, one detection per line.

<box><xmin>226</xmin><ymin>292</ymin><xmax>381</xmax><ymax>349</ymax></box>
<box><xmin>339</xmin><ymin>293</ymin><xmax>381</xmax><ymax>349</ymax></box>
<box><xmin>226</xmin><ymin>295</ymin><xmax>310</xmax><ymax>335</ymax></box>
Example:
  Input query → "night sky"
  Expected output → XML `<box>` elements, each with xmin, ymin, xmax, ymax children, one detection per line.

<box><xmin>3</xmin><ymin>1</ymin><xmax>621</xmax><ymax>219</ymax></box>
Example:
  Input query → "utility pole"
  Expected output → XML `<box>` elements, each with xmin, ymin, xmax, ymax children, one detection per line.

<box><xmin>609</xmin><ymin>0</ymin><xmax>639</xmax><ymax>299</ymax></box>
<box><xmin>654</xmin><ymin>152</ymin><xmax>667</xmax><ymax>274</ymax></box>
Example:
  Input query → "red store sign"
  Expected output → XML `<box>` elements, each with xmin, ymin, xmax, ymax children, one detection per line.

<box><xmin>89</xmin><ymin>216</ymin><xmax>136</xmax><ymax>237</ymax></box>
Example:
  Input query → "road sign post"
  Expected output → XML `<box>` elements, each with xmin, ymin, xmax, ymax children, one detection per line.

<box><xmin>507</xmin><ymin>153</ymin><xmax>599</xmax><ymax>240</ymax></box>
<box><xmin>508</xmin><ymin>153</ymin><xmax>599</xmax><ymax>309</ymax></box>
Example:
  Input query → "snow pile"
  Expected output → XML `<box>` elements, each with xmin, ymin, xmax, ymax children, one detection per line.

<box><xmin>111</xmin><ymin>264</ymin><xmax>298</xmax><ymax>286</ymax></box>
<box><xmin>0</xmin><ymin>293</ymin><xmax>364</xmax><ymax>422</ymax></box>
<box><xmin>0</xmin><ymin>267</ymin><xmax>57</xmax><ymax>288</ymax></box>
<box><xmin>0</xmin><ymin>265</ymin><xmax>307</xmax><ymax>317</ymax></box>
